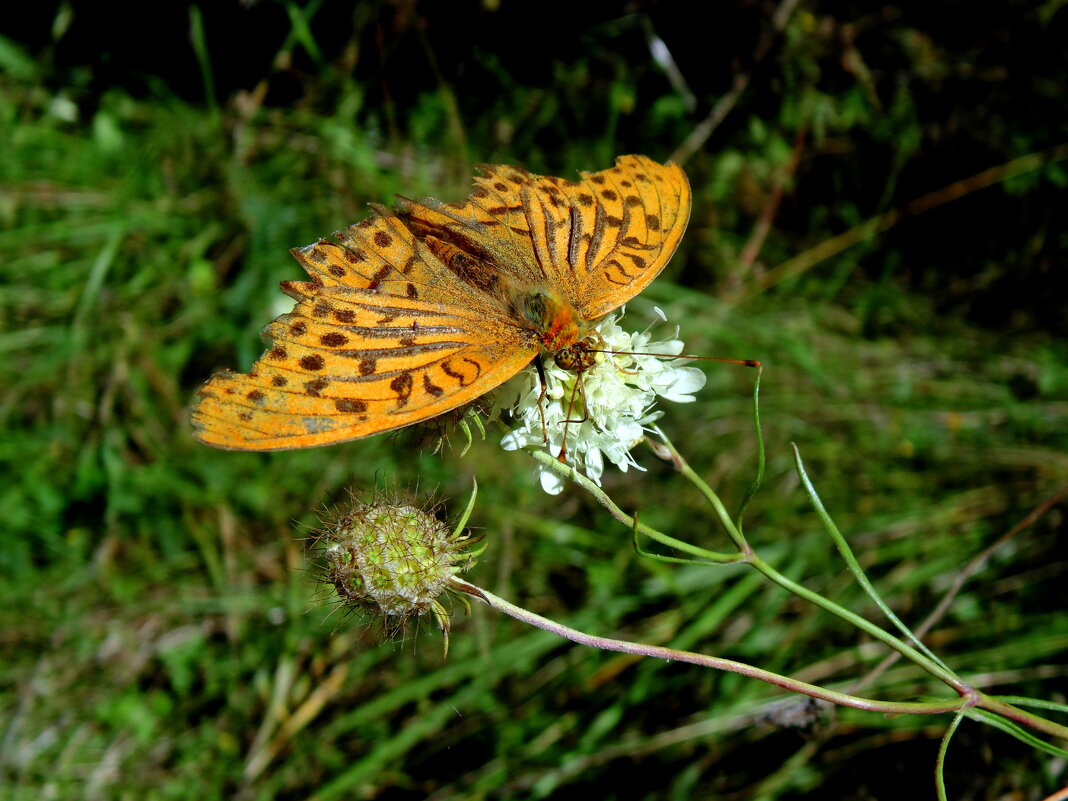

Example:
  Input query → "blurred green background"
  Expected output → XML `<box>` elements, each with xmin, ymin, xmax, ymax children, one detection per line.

<box><xmin>2</xmin><ymin>1</ymin><xmax>1067</xmax><ymax>798</ymax></box>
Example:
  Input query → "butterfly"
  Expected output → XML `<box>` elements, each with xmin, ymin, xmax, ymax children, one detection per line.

<box><xmin>191</xmin><ymin>154</ymin><xmax>691</xmax><ymax>451</ymax></box>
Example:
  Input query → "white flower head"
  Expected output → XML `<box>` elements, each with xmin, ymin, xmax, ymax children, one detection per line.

<box><xmin>498</xmin><ymin>309</ymin><xmax>706</xmax><ymax>494</ymax></box>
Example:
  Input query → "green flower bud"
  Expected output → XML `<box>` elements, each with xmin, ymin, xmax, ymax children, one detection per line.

<box><xmin>315</xmin><ymin>487</ymin><xmax>483</xmax><ymax>656</ymax></box>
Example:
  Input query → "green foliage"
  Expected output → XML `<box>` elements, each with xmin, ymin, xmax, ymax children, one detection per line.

<box><xmin>2</xmin><ymin>2</ymin><xmax>1067</xmax><ymax>799</ymax></box>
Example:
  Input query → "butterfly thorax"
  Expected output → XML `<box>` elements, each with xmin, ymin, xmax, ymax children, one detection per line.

<box><xmin>520</xmin><ymin>289</ymin><xmax>601</xmax><ymax>373</ymax></box>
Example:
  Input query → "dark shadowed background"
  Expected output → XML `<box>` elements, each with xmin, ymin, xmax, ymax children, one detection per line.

<box><xmin>2</xmin><ymin>1</ymin><xmax>1066</xmax><ymax>799</ymax></box>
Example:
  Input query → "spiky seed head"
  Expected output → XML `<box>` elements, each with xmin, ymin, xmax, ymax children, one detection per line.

<box><xmin>314</xmin><ymin>489</ymin><xmax>482</xmax><ymax>655</ymax></box>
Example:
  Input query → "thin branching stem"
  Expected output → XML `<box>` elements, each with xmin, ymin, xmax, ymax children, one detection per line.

<box><xmin>504</xmin><ymin>380</ymin><xmax>1068</xmax><ymax>743</ymax></box>
<box><xmin>451</xmin><ymin>578</ymin><xmax>973</xmax><ymax>716</ymax></box>
<box><xmin>656</xmin><ymin>429</ymin><xmax>974</xmax><ymax>694</ymax></box>
<box><xmin>973</xmin><ymin>695</ymin><xmax>1068</xmax><ymax>742</ymax></box>
<box><xmin>935</xmin><ymin>708</ymin><xmax>968</xmax><ymax>801</ymax></box>
<box><xmin>789</xmin><ymin>443</ymin><xmax>951</xmax><ymax>671</ymax></box>
<box><xmin>526</xmin><ymin>448</ymin><xmax>747</xmax><ymax>564</ymax></box>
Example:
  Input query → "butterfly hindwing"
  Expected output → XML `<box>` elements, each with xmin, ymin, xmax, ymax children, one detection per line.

<box><xmin>393</xmin><ymin>156</ymin><xmax>689</xmax><ymax>318</ymax></box>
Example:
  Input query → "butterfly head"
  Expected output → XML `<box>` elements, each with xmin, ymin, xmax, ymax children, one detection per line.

<box><xmin>553</xmin><ymin>332</ymin><xmax>604</xmax><ymax>373</ymax></box>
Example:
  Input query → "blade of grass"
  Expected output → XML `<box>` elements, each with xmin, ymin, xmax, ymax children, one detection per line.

<box><xmin>791</xmin><ymin>443</ymin><xmax>951</xmax><ymax>672</ymax></box>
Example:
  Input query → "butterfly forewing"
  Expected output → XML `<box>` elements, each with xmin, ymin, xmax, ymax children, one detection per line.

<box><xmin>193</xmin><ymin>210</ymin><xmax>537</xmax><ymax>451</ymax></box>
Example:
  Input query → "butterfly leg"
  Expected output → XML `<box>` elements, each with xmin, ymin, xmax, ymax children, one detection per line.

<box><xmin>533</xmin><ymin>355</ymin><xmax>550</xmax><ymax>445</ymax></box>
<box><xmin>557</xmin><ymin>372</ymin><xmax>592</xmax><ymax>463</ymax></box>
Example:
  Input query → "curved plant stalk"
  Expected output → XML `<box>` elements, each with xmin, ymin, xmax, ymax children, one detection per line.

<box><xmin>935</xmin><ymin>707</ymin><xmax>968</xmax><ymax>801</ymax></box>
<box><xmin>648</xmin><ymin>426</ymin><xmax>970</xmax><ymax>692</ymax></box>
<box><xmin>789</xmin><ymin>442</ymin><xmax>951</xmax><ymax>671</ymax></box>
<box><xmin>524</xmin><ymin>429</ymin><xmax>1068</xmax><ymax>742</ymax></box>
<box><xmin>499</xmin><ymin>354</ymin><xmax>1068</xmax><ymax>771</ymax></box>
<box><xmin>734</xmin><ymin>364</ymin><xmax>766</xmax><ymax>532</ymax></box>
<box><xmin>449</xmin><ymin>578</ymin><xmax>971</xmax><ymax>717</ymax></box>
<box><xmin>967</xmin><ymin>705</ymin><xmax>1068</xmax><ymax>755</ymax></box>
<box><xmin>526</xmin><ymin>446</ymin><xmax>747</xmax><ymax>564</ymax></box>
<box><xmin>855</xmin><ymin>483</ymin><xmax>1068</xmax><ymax>693</ymax></box>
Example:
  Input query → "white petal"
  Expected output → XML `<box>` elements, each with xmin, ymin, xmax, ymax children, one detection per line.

<box><xmin>655</xmin><ymin>367</ymin><xmax>707</xmax><ymax>402</ymax></box>
<box><xmin>584</xmin><ymin>447</ymin><xmax>605</xmax><ymax>485</ymax></box>
<box><xmin>539</xmin><ymin>466</ymin><xmax>565</xmax><ymax>495</ymax></box>
<box><xmin>500</xmin><ymin>431</ymin><xmax>525</xmax><ymax>451</ymax></box>
<box><xmin>500</xmin><ymin>311</ymin><xmax>706</xmax><ymax>494</ymax></box>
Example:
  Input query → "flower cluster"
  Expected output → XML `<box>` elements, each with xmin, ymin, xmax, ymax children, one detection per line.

<box><xmin>499</xmin><ymin>310</ymin><xmax>706</xmax><ymax>494</ymax></box>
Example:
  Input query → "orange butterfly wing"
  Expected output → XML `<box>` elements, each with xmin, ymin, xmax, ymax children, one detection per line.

<box><xmin>191</xmin><ymin>155</ymin><xmax>690</xmax><ymax>451</ymax></box>
<box><xmin>529</xmin><ymin>154</ymin><xmax>690</xmax><ymax>318</ymax></box>
<box><xmin>192</xmin><ymin>211</ymin><xmax>536</xmax><ymax>451</ymax></box>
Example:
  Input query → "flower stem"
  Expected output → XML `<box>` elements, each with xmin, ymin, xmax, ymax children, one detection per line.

<box><xmin>528</xmin><ymin>448</ymin><xmax>747</xmax><ymax>564</ymax></box>
<box><xmin>662</xmin><ymin>432</ymin><xmax>973</xmax><ymax>694</ymax></box>
<box><xmin>502</xmin><ymin>409</ymin><xmax>1068</xmax><ymax>742</ymax></box>
<box><xmin>975</xmin><ymin>694</ymin><xmax>1068</xmax><ymax>742</ymax></box>
<box><xmin>747</xmin><ymin>552</ymin><xmax>972</xmax><ymax>693</ymax></box>
<box><xmin>790</xmin><ymin>443</ymin><xmax>951</xmax><ymax>672</ymax></box>
<box><xmin>450</xmin><ymin>578</ymin><xmax>973</xmax><ymax>716</ymax></box>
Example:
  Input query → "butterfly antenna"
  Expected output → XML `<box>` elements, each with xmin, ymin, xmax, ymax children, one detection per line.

<box><xmin>589</xmin><ymin>349</ymin><xmax>761</xmax><ymax>369</ymax></box>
